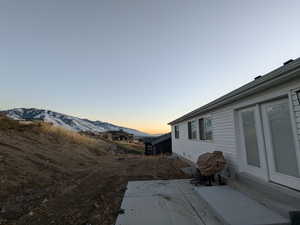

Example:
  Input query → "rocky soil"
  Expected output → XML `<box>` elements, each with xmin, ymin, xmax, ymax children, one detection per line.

<box><xmin>0</xmin><ymin>117</ymin><xmax>190</xmax><ymax>225</ymax></box>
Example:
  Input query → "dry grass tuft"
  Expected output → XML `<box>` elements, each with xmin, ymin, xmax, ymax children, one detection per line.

<box><xmin>0</xmin><ymin>115</ymin><xmax>107</xmax><ymax>152</ymax></box>
<box><xmin>115</xmin><ymin>141</ymin><xmax>144</xmax><ymax>155</ymax></box>
<box><xmin>39</xmin><ymin>123</ymin><xmax>99</xmax><ymax>147</ymax></box>
<box><xmin>0</xmin><ymin>114</ymin><xmax>29</xmax><ymax>131</ymax></box>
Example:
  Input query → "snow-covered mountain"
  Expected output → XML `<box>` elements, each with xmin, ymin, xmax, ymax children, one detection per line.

<box><xmin>2</xmin><ymin>108</ymin><xmax>152</xmax><ymax>137</ymax></box>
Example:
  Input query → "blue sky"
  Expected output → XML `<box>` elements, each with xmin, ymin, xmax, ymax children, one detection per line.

<box><xmin>1</xmin><ymin>0</ymin><xmax>300</xmax><ymax>134</ymax></box>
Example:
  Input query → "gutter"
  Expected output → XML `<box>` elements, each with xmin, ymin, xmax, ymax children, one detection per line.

<box><xmin>168</xmin><ymin>58</ymin><xmax>300</xmax><ymax>125</ymax></box>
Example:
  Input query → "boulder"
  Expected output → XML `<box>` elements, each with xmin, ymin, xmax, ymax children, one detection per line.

<box><xmin>196</xmin><ymin>151</ymin><xmax>226</xmax><ymax>176</ymax></box>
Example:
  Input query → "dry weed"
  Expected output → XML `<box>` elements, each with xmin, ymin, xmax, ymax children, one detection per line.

<box><xmin>40</xmin><ymin>123</ymin><xmax>98</xmax><ymax>147</ymax></box>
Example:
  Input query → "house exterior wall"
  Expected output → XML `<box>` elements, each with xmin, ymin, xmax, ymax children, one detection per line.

<box><xmin>172</xmin><ymin>76</ymin><xmax>300</xmax><ymax>177</ymax></box>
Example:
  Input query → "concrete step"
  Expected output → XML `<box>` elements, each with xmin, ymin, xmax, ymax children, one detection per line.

<box><xmin>195</xmin><ymin>186</ymin><xmax>290</xmax><ymax>225</ymax></box>
<box><xmin>232</xmin><ymin>172</ymin><xmax>300</xmax><ymax>218</ymax></box>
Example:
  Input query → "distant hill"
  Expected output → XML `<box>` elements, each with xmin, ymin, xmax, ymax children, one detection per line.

<box><xmin>2</xmin><ymin>108</ymin><xmax>152</xmax><ymax>137</ymax></box>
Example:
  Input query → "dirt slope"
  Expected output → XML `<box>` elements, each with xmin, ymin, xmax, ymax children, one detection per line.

<box><xmin>0</xmin><ymin>116</ymin><xmax>190</xmax><ymax>225</ymax></box>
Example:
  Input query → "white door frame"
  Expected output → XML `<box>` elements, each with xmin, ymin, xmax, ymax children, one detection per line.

<box><xmin>288</xmin><ymin>92</ymin><xmax>300</xmax><ymax>175</ymax></box>
<box><xmin>238</xmin><ymin>105</ymin><xmax>268</xmax><ymax>180</ymax></box>
<box><xmin>261</xmin><ymin>97</ymin><xmax>300</xmax><ymax>190</ymax></box>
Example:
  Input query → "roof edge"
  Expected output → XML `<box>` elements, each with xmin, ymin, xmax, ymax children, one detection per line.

<box><xmin>168</xmin><ymin>58</ymin><xmax>300</xmax><ymax>125</ymax></box>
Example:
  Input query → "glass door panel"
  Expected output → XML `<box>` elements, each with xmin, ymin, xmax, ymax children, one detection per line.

<box><xmin>262</xmin><ymin>98</ymin><xmax>300</xmax><ymax>190</ymax></box>
<box><xmin>266</xmin><ymin>101</ymin><xmax>299</xmax><ymax>177</ymax></box>
<box><xmin>239</xmin><ymin>106</ymin><xmax>267</xmax><ymax>179</ymax></box>
<box><xmin>241</xmin><ymin>110</ymin><xmax>261</xmax><ymax>167</ymax></box>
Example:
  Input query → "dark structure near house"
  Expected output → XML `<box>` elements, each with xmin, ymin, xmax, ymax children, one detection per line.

<box><xmin>102</xmin><ymin>130</ymin><xmax>134</xmax><ymax>142</ymax></box>
<box><xmin>144</xmin><ymin>133</ymin><xmax>172</xmax><ymax>155</ymax></box>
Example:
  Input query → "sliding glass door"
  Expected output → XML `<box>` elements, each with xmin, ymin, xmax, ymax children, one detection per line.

<box><xmin>261</xmin><ymin>98</ymin><xmax>300</xmax><ymax>190</ymax></box>
<box><xmin>239</xmin><ymin>98</ymin><xmax>300</xmax><ymax>190</ymax></box>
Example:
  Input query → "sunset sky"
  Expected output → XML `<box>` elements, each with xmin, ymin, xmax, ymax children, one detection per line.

<box><xmin>1</xmin><ymin>0</ymin><xmax>300</xmax><ymax>134</ymax></box>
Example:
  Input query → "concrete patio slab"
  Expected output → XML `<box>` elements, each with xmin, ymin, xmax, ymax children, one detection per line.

<box><xmin>124</xmin><ymin>179</ymin><xmax>195</xmax><ymax>197</ymax></box>
<box><xmin>195</xmin><ymin>186</ymin><xmax>290</xmax><ymax>225</ymax></box>
<box><xmin>115</xmin><ymin>179</ymin><xmax>221</xmax><ymax>225</ymax></box>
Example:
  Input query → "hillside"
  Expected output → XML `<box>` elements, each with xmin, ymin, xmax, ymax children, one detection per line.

<box><xmin>2</xmin><ymin>108</ymin><xmax>151</xmax><ymax>137</ymax></box>
<box><xmin>0</xmin><ymin>115</ymin><xmax>190</xmax><ymax>225</ymax></box>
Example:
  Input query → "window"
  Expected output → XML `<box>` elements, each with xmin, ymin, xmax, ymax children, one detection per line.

<box><xmin>188</xmin><ymin>120</ymin><xmax>197</xmax><ymax>140</ymax></box>
<box><xmin>199</xmin><ymin>118</ymin><xmax>213</xmax><ymax>140</ymax></box>
<box><xmin>174</xmin><ymin>125</ymin><xmax>179</xmax><ymax>139</ymax></box>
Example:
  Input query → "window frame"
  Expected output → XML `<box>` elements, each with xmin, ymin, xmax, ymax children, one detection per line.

<box><xmin>188</xmin><ymin>120</ymin><xmax>197</xmax><ymax>140</ymax></box>
<box><xmin>174</xmin><ymin>125</ymin><xmax>179</xmax><ymax>139</ymax></box>
<box><xmin>199</xmin><ymin>117</ymin><xmax>213</xmax><ymax>141</ymax></box>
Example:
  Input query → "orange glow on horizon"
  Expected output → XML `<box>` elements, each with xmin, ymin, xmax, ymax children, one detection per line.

<box><xmin>139</xmin><ymin>127</ymin><xmax>170</xmax><ymax>135</ymax></box>
<box><xmin>109</xmin><ymin>121</ymin><xmax>170</xmax><ymax>135</ymax></box>
<box><xmin>76</xmin><ymin>114</ymin><xmax>171</xmax><ymax>135</ymax></box>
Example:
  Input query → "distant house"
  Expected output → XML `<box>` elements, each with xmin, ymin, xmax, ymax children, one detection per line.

<box><xmin>144</xmin><ymin>133</ymin><xmax>172</xmax><ymax>155</ymax></box>
<box><xmin>103</xmin><ymin>130</ymin><xmax>134</xmax><ymax>142</ymax></box>
<box><xmin>169</xmin><ymin>58</ymin><xmax>300</xmax><ymax>194</ymax></box>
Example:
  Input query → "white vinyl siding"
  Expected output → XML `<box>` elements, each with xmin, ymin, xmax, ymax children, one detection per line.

<box><xmin>212</xmin><ymin>107</ymin><xmax>237</xmax><ymax>168</ymax></box>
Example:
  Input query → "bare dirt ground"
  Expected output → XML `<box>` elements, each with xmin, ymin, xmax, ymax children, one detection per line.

<box><xmin>0</xmin><ymin>116</ymin><xmax>190</xmax><ymax>225</ymax></box>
